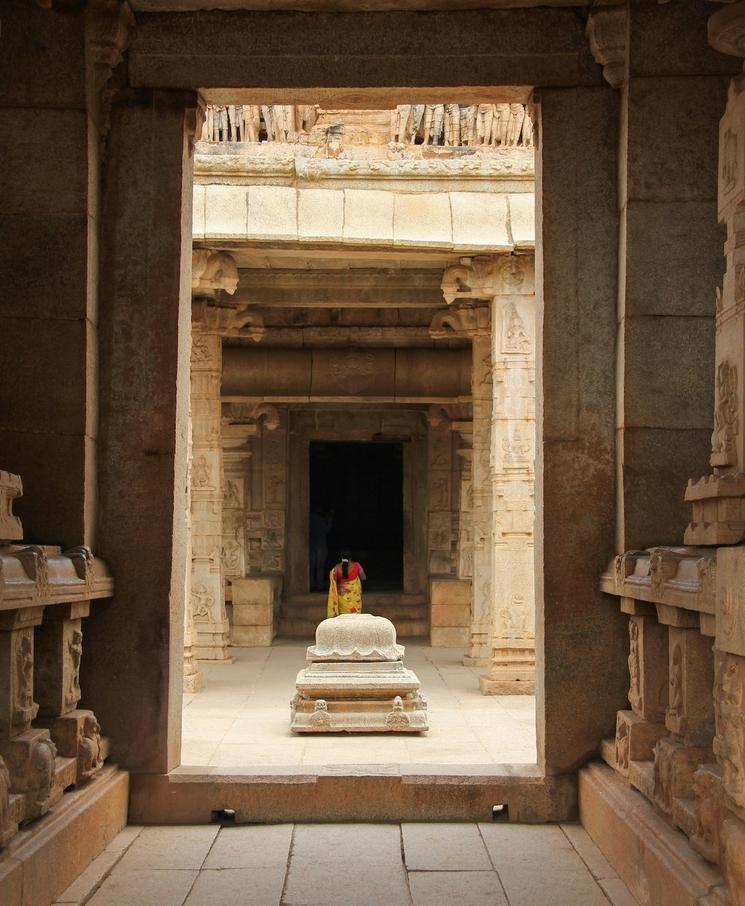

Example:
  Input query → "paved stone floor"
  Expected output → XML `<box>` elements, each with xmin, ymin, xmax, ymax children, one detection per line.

<box><xmin>56</xmin><ymin>822</ymin><xmax>638</xmax><ymax>906</ymax></box>
<box><xmin>182</xmin><ymin>642</ymin><xmax>537</xmax><ymax>767</ymax></box>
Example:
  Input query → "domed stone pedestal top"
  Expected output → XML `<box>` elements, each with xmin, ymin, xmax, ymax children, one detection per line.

<box><xmin>291</xmin><ymin>614</ymin><xmax>428</xmax><ymax>733</ymax></box>
<box><xmin>307</xmin><ymin>613</ymin><xmax>405</xmax><ymax>662</ymax></box>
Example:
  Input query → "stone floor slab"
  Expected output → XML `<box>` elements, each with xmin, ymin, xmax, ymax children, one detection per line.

<box><xmin>402</xmin><ymin>823</ymin><xmax>492</xmax><ymax>871</ymax></box>
<box><xmin>203</xmin><ymin>825</ymin><xmax>293</xmax><ymax>869</ymax></box>
<box><xmin>115</xmin><ymin>826</ymin><xmax>219</xmax><ymax>871</ymax></box>
<box><xmin>183</xmin><ymin>867</ymin><xmax>286</xmax><ymax>905</ymax></box>
<box><xmin>408</xmin><ymin>870</ymin><xmax>508</xmax><ymax>906</ymax></box>
<box><xmin>87</xmin><ymin>869</ymin><xmax>198</xmax><ymax>906</ymax></box>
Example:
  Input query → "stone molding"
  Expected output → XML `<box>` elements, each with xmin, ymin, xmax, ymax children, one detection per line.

<box><xmin>586</xmin><ymin>0</ymin><xmax>628</xmax><ymax>90</ymax></box>
<box><xmin>194</xmin><ymin>152</ymin><xmax>535</xmax><ymax>183</ymax></box>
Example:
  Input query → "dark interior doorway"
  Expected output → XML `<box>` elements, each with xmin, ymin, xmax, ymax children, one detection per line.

<box><xmin>309</xmin><ymin>441</ymin><xmax>404</xmax><ymax>592</ymax></box>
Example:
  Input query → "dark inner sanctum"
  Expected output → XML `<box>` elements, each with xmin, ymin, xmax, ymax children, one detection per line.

<box><xmin>309</xmin><ymin>440</ymin><xmax>404</xmax><ymax>592</ymax></box>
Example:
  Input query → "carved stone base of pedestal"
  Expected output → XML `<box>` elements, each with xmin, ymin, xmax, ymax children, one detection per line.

<box><xmin>291</xmin><ymin>693</ymin><xmax>428</xmax><ymax>733</ymax></box>
<box><xmin>194</xmin><ymin>630</ymin><xmax>233</xmax><ymax>662</ymax></box>
<box><xmin>653</xmin><ymin>736</ymin><xmax>710</xmax><ymax>817</ymax></box>
<box><xmin>463</xmin><ymin>654</ymin><xmax>490</xmax><ymax>667</ymax></box>
<box><xmin>684</xmin><ymin>474</ymin><xmax>745</xmax><ymax>545</ymax></box>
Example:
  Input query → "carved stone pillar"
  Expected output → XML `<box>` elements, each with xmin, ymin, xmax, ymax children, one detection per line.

<box><xmin>183</xmin><ymin>419</ymin><xmax>204</xmax><ymax>693</ymax></box>
<box><xmin>190</xmin><ymin>251</ymin><xmax>240</xmax><ymax>661</ymax></box>
<box><xmin>436</xmin><ymin>256</ymin><xmax>537</xmax><ymax>679</ymax></box>
<box><xmin>481</xmin><ymin>264</ymin><xmax>537</xmax><ymax>694</ymax></box>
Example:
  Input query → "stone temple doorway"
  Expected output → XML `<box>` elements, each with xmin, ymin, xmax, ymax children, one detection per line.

<box><xmin>309</xmin><ymin>440</ymin><xmax>404</xmax><ymax>593</ymax></box>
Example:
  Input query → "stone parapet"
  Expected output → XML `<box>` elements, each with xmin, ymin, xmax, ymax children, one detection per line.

<box><xmin>0</xmin><ymin>473</ymin><xmax>113</xmax><ymax>851</ymax></box>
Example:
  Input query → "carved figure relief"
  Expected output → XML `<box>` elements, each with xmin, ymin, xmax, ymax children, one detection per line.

<box><xmin>192</xmin><ymin>456</ymin><xmax>212</xmax><ymax>489</ymax></box>
<box><xmin>711</xmin><ymin>361</ymin><xmax>738</xmax><ymax>467</ymax></box>
<box><xmin>502</xmin><ymin>303</ymin><xmax>530</xmax><ymax>353</ymax></box>
<box><xmin>723</xmin><ymin>128</ymin><xmax>738</xmax><ymax>196</ymax></box>
<box><xmin>65</xmin><ymin>629</ymin><xmax>83</xmax><ymax>711</ymax></box>
<box><xmin>13</xmin><ymin>631</ymin><xmax>37</xmax><ymax>732</ymax></box>
<box><xmin>191</xmin><ymin>584</ymin><xmax>215</xmax><ymax>621</ymax></box>
<box><xmin>329</xmin><ymin>350</ymin><xmax>376</xmax><ymax>394</ymax></box>
<box><xmin>628</xmin><ymin>620</ymin><xmax>642</xmax><ymax>713</ymax></box>
<box><xmin>222</xmin><ymin>540</ymin><xmax>241</xmax><ymax>573</ymax></box>
<box><xmin>499</xmin><ymin>594</ymin><xmax>529</xmax><ymax>635</ymax></box>
<box><xmin>653</xmin><ymin>738</ymin><xmax>674</xmax><ymax>814</ymax></box>
<box><xmin>224</xmin><ymin>479</ymin><xmax>242</xmax><ymax>509</ymax></box>
<box><xmin>385</xmin><ymin>696</ymin><xmax>411</xmax><ymax>729</ymax></box>
<box><xmin>26</xmin><ymin>737</ymin><xmax>57</xmax><ymax>820</ymax></box>
<box><xmin>310</xmin><ymin>699</ymin><xmax>331</xmax><ymax>728</ymax></box>
<box><xmin>615</xmin><ymin>718</ymin><xmax>630</xmax><ymax>771</ymax></box>
<box><xmin>721</xmin><ymin>589</ymin><xmax>737</xmax><ymax>642</ymax></box>
<box><xmin>714</xmin><ymin>652</ymin><xmax>745</xmax><ymax>807</ymax></box>
<box><xmin>668</xmin><ymin>642</ymin><xmax>684</xmax><ymax>722</ymax></box>
<box><xmin>191</xmin><ymin>333</ymin><xmax>210</xmax><ymax>364</ymax></box>
<box><xmin>78</xmin><ymin>714</ymin><xmax>104</xmax><ymax>783</ymax></box>
<box><xmin>0</xmin><ymin>756</ymin><xmax>14</xmax><ymax>845</ymax></box>
<box><xmin>691</xmin><ymin>768</ymin><xmax>723</xmax><ymax>864</ymax></box>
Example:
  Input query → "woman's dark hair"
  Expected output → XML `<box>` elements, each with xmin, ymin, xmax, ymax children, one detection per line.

<box><xmin>340</xmin><ymin>550</ymin><xmax>352</xmax><ymax>579</ymax></box>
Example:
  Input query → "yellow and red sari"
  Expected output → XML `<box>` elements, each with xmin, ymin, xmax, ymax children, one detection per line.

<box><xmin>327</xmin><ymin>561</ymin><xmax>364</xmax><ymax>618</ymax></box>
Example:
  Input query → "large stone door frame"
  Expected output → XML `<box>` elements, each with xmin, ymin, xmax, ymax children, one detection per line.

<box><xmin>97</xmin><ymin>9</ymin><xmax>630</xmax><ymax>819</ymax></box>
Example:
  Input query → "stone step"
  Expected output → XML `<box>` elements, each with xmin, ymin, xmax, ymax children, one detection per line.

<box><xmin>281</xmin><ymin>602</ymin><xmax>428</xmax><ymax>622</ymax></box>
<box><xmin>286</xmin><ymin>592</ymin><xmax>427</xmax><ymax>606</ymax></box>
<box><xmin>278</xmin><ymin>618</ymin><xmax>430</xmax><ymax>639</ymax></box>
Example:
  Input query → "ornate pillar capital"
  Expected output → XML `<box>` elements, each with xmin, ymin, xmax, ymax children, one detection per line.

<box><xmin>85</xmin><ymin>0</ymin><xmax>134</xmax><ymax>133</ymax></box>
<box><xmin>429</xmin><ymin>305</ymin><xmax>489</xmax><ymax>340</ymax></box>
<box><xmin>586</xmin><ymin>0</ymin><xmax>628</xmax><ymax>90</ymax></box>
<box><xmin>192</xmin><ymin>249</ymin><xmax>239</xmax><ymax>299</ymax></box>
<box><xmin>441</xmin><ymin>255</ymin><xmax>534</xmax><ymax>305</ymax></box>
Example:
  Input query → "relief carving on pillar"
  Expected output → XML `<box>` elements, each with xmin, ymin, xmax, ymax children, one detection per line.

<box><xmin>502</xmin><ymin>303</ymin><xmax>530</xmax><ymax>354</ymax></box>
<box><xmin>64</xmin><ymin>628</ymin><xmax>83</xmax><ymax>712</ymax></box>
<box><xmin>191</xmin><ymin>584</ymin><xmax>215</xmax><ymax>622</ymax></box>
<box><xmin>0</xmin><ymin>756</ymin><xmax>15</xmax><ymax>845</ymax></box>
<box><xmin>191</xmin><ymin>456</ymin><xmax>213</xmax><ymax>490</ymax></box>
<box><xmin>628</xmin><ymin>619</ymin><xmax>642</xmax><ymax>713</ymax></box>
<box><xmin>711</xmin><ymin>361</ymin><xmax>739</xmax><ymax>468</ymax></box>
<box><xmin>13</xmin><ymin>631</ymin><xmax>38</xmax><ymax>733</ymax></box>
<box><xmin>713</xmin><ymin>652</ymin><xmax>745</xmax><ymax>807</ymax></box>
<box><xmin>667</xmin><ymin>641</ymin><xmax>684</xmax><ymax>726</ymax></box>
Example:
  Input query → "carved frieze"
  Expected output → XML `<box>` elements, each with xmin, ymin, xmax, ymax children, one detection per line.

<box><xmin>711</xmin><ymin>361</ymin><xmax>739</xmax><ymax>468</ymax></box>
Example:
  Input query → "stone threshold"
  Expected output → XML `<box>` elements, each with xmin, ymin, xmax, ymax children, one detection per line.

<box><xmin>579</xmin><ymin>762</ymin><xmax>728</xmax><ymax>906</ymax></box>
<box><xmin>0</xmin><ymin>766</ymin><xmax>129</xmax><ymax>906</ymax></box>
<box><xmin>129</xmin><ymin>764</ymin><xmax>576</xmax><ymax>824</ymax></box>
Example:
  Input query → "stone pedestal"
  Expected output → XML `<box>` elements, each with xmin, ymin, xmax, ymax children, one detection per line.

<box><xmin>232</xmin><ymin>576</ymin><xmax>281</xmax><ymax>646</ymax></box>
<box><xmin>429</xmin><ymin>578</ymin><xmax>471</xmax><ymax>648</ymax></box>
<box><xmin>291</xmin><ymin>614</ymin><xmax>428</xmax><ymax>732</ymax></box>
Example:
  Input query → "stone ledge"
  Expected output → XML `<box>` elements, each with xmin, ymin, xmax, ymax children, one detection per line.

<box><xmin>129</xmin><ymin>765</ymin><xmax>575</xmax><ymax>824</ymax></box>
<box><xmin>579</xmin><ymin>761</ymin><xmax>726</xmax><ymax>906</ymax></box>
<box><xmin>0</xmin><ymin>765</ymin><xmax>128</xmax><ymax>906</ymax></box>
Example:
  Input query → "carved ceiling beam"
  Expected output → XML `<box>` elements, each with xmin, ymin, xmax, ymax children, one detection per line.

<box><xmin>586</xmin><ymin>0</ymin><xmax>628</xmax><ymax>90</ymax></box>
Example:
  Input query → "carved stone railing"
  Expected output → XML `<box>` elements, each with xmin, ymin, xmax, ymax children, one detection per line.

<box><xmin>600</xmin><ymin>547</ymin><xmax>745</xmax><ymax>900</ymax></box>
<box><xmin>0</xmin><ymin>473</ymin><xmax>113</xmax><ymax>849</ymax></box>
<box><xmin>201</xmin><ymin>104</ymin><xmax>533</xmax><ymax>150</ymax></box>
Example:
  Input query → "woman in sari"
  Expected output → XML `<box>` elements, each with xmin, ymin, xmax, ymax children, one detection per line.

<box><xmin>327</xmin><ymin>551</ymin><xmax>367</xmax><ymax>618</ymax></box>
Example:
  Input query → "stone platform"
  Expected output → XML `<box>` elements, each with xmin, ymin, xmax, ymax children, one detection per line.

<box><xmin>290</xmin><ymin>614</ymin><xmax>429</xmax><ymax>733</ymax></box>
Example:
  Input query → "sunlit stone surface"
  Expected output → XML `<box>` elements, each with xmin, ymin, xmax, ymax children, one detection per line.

<box><xmin>291</xmin><ymin>615</ymin><xmax>428</xmax><ymax>732</ymax></box>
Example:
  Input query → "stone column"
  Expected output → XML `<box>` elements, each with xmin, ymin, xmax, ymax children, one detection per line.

<box><xmin>0</xmin><ymin>2</ymin><xmax>130</xmax><ymax>547</ymax></box>
<box><xmin>481</xmin><ymin>265</ymin><xmax>536</xmax><ymax>694</ymax></box>
<box><xmin>190</xmin><ymin>306</ymin><xmax>232</xmax><ymax>662</ymax></box>
<box><xmin>183</xmin><ymin>419</ymin><xmax>204</xmax><ymax>693</ymax></box>
<box><xmin>535</xmin><ymin>86</ymin><xmax>628</xmax><ymax>773</ymax></box>
<box><xmin>467</xmin><ymin>331</ymin><xmax>495</xmax><ymax>666</ymax></box>
<box><xmin>587</xmin><ymin>1</ymin><xmax>736</xmax><ymax>550</ymax></box>
<box><xmin>85</xmin><ymin>88</ymin><xmax>199</xmax><ymax>774</ymax></box>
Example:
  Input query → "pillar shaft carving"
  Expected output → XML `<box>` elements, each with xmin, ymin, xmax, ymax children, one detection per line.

<box><xmin>481</xmin><ymin>278</ymin><xmax>536</xmax><ymax>694</ymax></box>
